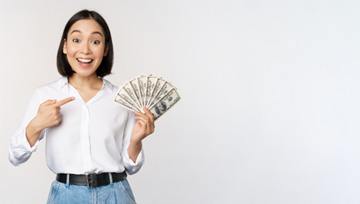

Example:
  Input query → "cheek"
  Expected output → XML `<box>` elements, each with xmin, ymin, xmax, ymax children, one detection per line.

<box><xmin>66</xmin><ymin>47</ymin><xmax>78</xmax><ymax>57</ymax></box>
<box><xmin>93</xmin><ymin>48</ymin><xmax>106</xmax><ymax>59</ymax></box>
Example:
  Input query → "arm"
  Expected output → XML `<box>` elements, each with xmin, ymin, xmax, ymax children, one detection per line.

<box><xmin>122</xmin><ymin>108</ymin><xmax>154</xmax><ymax>174</ymax></box>
<box><xmin>26</xmin><ymin>119</ymin><xmax>44</xmax><ymax>147</ymax></box>
<box><xmin>24</xmin><ymin>96</ymin><xmax>74</xmax><ymax>147</ymax></box>
<box><xmin>8</xmin><ymin>89</ymin><xmax>44</xmax><ymax>166</ymax></box>
<box><xmin>122</xmin><ymin>113</ymin><xmax>144</xmax><ymax>175</ymax></box>
<box><xmin>9</xmin><ymin>90</ymin><xmax>75</xmax><ymax>166</ymax></box>
<box><xmin>127</xmin><ymin>139</ymin><xmax>142</xmax><ymax>163</ymax></box>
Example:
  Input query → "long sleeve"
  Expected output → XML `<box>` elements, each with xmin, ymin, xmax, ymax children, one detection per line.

<box><xmin>8</xmin><ymin>89</ymin><xmax>45</xmax><ymax>166</ymax></box>
<box><xmin>9</xmin><ymin>77</ymin><xmax>146</xmax><ymax>174</ymax></box>
<box><xmin>121</xmin><ymin>112</ymin><xmax>145</xmax><ymax>175</ymax></box>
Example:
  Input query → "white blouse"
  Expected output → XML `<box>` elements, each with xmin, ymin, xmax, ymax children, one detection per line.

<box><xmin>8</xmin><ymin>77</ymin><xmax>144</xmax><ymax>175</ymax></box>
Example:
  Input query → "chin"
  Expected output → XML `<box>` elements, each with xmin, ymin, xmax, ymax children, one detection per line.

<box><xmin>72</xmin><ymin>69</ymin><xmax>98</xmax><ymax>78</ymax></box>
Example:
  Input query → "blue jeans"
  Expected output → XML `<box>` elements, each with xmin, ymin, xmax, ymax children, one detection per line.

<box><xmin>47</xmin><ymin>179</ymin><xmax>136</xmax><ymax>204</ymax></box>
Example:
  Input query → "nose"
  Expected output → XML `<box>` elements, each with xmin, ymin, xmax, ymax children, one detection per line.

<box><xmin>80</xmin><ymin>42</ymin><xmax>91</xmax><ymax>54</ymax></box>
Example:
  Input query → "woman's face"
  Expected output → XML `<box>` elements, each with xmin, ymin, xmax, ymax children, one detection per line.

<box><xmin>63</xmin><ymin>19</ymin><xmax>107</xmax><ymax>78</ymax></box>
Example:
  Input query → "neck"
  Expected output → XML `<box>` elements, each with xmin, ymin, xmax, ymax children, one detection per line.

<box><xmin>68</xmin><ymin>74</ymin><xmax>103</xmax><ymax>90</ymax></box>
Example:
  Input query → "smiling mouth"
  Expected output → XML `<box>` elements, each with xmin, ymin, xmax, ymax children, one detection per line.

<box><xmin>76</xmin><ymin>58</ymin><xmax>94</xmax><ymax>64</ymax></box>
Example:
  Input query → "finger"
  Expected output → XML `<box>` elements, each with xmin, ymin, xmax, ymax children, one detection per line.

<box><xmin>135</xmin><ymin>113</ymin><xmax>152</xmax><ymax>131</ymax></box>
<box><xmin>42</xmin><ymin>99</ymin><xmax>56</xmax><ymax>105</ymax></box>
<box><xmin>55</xmin><ymin>97</ymin><xmax>75</xmax><ymax>107</ymax></box>
<box><xmin>143</xmin><ymin>110</ymin><xmax>154</xmax><ymax>131</ymax></box>
<box><xmin>136</xmin><ymin>116</ymin><xmax>150</xmax><ymax>131</ymax></box>
<box><xmin>148</xmin><ymin>119</ymin><xmax>154</xmax><ymax>133</ymax></box>
<box><xmin>135</xmin><ymin>116</ymin><xmax>148</xmax><ymax>124</ymax></box>
<box><xmin>135</xmin><ymin>111</ymin><xmax>146</xmax><ymax>117</ymax></box>
<box><xmin>149</xmin><ymin>120</ymin><xmax>155</xmax><ymax>132</ymax></box>
<box><xmin>135</xmin><ymin>114</ymin><xmax>149</xmax><ymax>124</ymax></box>
<box><xmin>137</xmin><ymin>110</ymin><xmax>153</xmax><ymax>122</ymax></box>
<box><xmin>137</xmin><ymin>111</ymin><xmax>154</xmax><ymax>132</ymax></box>
<box><xmin>145</xmin><ymin>116</ymin><xmax>154</xmax><ymax>131</ymax></box>
<box><xmin>54</xmin><ymin>115</ymin><xmax>63</xmax><ymax>126</ymax></box>
<box><xmin>135</xmin><ymin>112</ymin><xmax>149</xmax><ymax>121</ymax></box>
<box><xmin>143</xmin><ymin>108</ymin><xmax>154</xmax><ymax>122</ymax></box>
<box><xmin>136</xmin><ymin>119</ymin><xmax>147</xmax><ymax>129</ymax></box>
<box><xmin>53</xmin><ymin>108</ymin><xmax>60</xmax><ymax>116</ymax></box>
<box><xmin>134</xmin><ymin>108</ymin><xmax>145</xmax><ymax>114</ymax></box>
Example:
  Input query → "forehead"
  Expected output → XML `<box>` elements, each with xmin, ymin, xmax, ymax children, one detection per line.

<box><xmin>68</xmin><ymin>19</ymin><xmax>104</xmax><ymax>36</ymax></box>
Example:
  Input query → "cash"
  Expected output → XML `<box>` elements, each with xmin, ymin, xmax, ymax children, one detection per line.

<box><xmin>114</xmin><ymin>75</ymin><xmax>181</xmax><ymax>120</ymax></box>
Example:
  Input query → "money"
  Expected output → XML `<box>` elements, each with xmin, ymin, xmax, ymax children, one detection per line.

<box><xmin>145</xmin><ymin>75</ymin><xmax>158</xmax><ymax>107</ymax></box>
<box><xmin>148</xmin><ymin>81</ymin><xmax>175</xmax><ymax>109</ymax></box>
<box><xmin>129</xmin><ymin>78</ymin><xmax>142</xmax><ymax>108</ymax></box>
<box><xmin>150</xmin><ymin>89</ymin><xmax>181</xmax><ymax>120</ymax></box>
<box><xmin>138</xmin><ymin>75</ymin><xmax>148</xmax><ymax>107</ymax></box>
<box><xmin>147</xmin><ymin>78</ymin><xmax>166</xmax><ymax>107</ymax></box>
<box><xmin>115</xmin><ymin>87</ymin><xmax>141</xmax><ymax>112</ymax></box>
<box><xmin>114</xmin><ymin>74</ymin><xmax>181</xmax><ymax>120</ymax></box>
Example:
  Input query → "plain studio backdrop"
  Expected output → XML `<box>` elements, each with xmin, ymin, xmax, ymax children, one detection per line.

<box><xmin>1</xmin><ymin>0</ymin><xmax>359</xmax><ymax>203</ymax></box>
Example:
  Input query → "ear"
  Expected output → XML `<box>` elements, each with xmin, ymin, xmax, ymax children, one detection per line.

<box><xmin>63</xmin><ymin>39</ymin><xmax>68</xmax><ymax>54</ymax></box>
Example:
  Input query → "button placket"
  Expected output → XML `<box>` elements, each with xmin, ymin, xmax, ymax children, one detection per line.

<box><xmin>81</xmin><ymin>104</ymin><xmax>93</xmax><ymax>172</ymax></box>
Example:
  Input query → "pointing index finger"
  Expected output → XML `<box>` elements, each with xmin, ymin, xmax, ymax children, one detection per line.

<box><xmin>55</xmin><ymin>97</ymin><xmax>75</xmax><ymax>107</ymax></box>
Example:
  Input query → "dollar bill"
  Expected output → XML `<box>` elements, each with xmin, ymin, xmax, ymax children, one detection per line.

<box><xmin>148</xmin><ymin>81</ymin><xmax>175</xmax><ymax>109</ymax></box>
<box><xmin>138</xmin><ymin>75</ymin><xmax>148</xmax><ymax>108</ymax></box>
<box><xmin>114</xmin><ymin>88</ymin><xmax>142</xmax><ymax>112</ymax></box>
<box><xmin>129</xmin><ymin>78</ymin><xmax>143</xmax><ymax>109</ymax></box>
<box><xmin>114</xmin><ymin>94</ymin><xmax>140</xmax><ymax>112</ymax></box>
<box><xmin>147</xmin><ymin>78</ymin><xmax>166</xmax><ymax>108</ymax></box>
<box><xmin>145</xmin><ymin>75</ymin><xmax>158</xmax><ymax>107</ymax></box>
<box><xmin>122</xmin><ymin>82</ymin><xmax>142</xmax><ymax>111</ymax></box>
<box><xmin>149</xmin><ymin>89</ymin><xmax>181</xmax><ymax>120</ymax></box>
<box><xmin>114</xmin><ymin>74</ymin><xmax>181</xmax><ymax>119</ymax></box>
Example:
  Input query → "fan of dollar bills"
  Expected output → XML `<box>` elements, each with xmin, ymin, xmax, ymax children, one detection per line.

<box><xmin>114</xmin><ymin>75</ymin><xmax>181</xmax><ymax>120</ymax></box>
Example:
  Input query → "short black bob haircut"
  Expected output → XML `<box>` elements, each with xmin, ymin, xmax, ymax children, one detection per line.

<box><xmin>57</xmin><ymin>9</ymin><xmax>113</xmax><ymax>77</ymax></box>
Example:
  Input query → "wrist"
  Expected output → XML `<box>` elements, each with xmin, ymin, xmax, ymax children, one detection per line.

<box><xmin>128</xmin><ymin>137</ymin><xmax>142</xmax><ymax>162</ymax></box>
<box><xmin>26</xmin><ymin>121</ymin><xmax>43</xmax><ymax>147</ymax></box>
<box><xmin>130</xmin><ymin>137</ymin><xmax>142</xmax><ymax>146</ymax></box>
<box><xmin>29</xmin><ymin>118</ymin><xmax>44</xmax><ymax>133</ymax></box>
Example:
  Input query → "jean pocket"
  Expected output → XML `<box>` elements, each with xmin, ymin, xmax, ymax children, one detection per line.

<box><xmin>46</xmin><ymin>181</ymin><xmax>60</xmax><ymax>204</ymax></box>
<box><xmin>117</xmin><ymin>180</ymin><xmax>136</xmax><ymax>203</ymax></box>
<box><xmin>104</xmin><ymin>190</ymin><xmax>117</xmax><ymax>204</ymax></box>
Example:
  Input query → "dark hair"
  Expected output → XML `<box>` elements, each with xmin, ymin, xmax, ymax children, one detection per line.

<box><xmin>56</xmin><ymin>9</ymin><xmax>113</xmax><ymax>77</ymax></box>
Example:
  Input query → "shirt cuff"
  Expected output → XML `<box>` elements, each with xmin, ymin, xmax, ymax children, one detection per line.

<box><xmin>129</xmin><ymin>150</ymin><xmax>144</xmax><ymax>165</ymax></box>
<box><xmin>9</xmin><ymin>128</ymin><xmax>43</xmax><ymax>166</ymax></box>
<box><xmin>21</xmin><ymin>128</ymin><xmax>41</xmax><ymax>152</ymax></box>
<box><xmin>123</xmin><ymin>149</ymin><xmax>145</xmax><ymax>175</ymax></box>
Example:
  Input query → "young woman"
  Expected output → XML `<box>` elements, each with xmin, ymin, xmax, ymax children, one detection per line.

<box><xmin>8</xmin><ymin>9</ymin><xmax>154</xmax><ymax>204</ymax></box>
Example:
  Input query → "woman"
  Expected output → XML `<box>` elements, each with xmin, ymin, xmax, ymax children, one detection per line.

<box><xmin>8</xmin><ymin>9</ymin><xmax>154</xmax><ymax>204</ymax></box>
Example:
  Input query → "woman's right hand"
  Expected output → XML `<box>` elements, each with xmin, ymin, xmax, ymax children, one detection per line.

<box><xmin>26</xmin><ymin>97</ymin><xmax>75</xmax><ymax>146</ymax></box>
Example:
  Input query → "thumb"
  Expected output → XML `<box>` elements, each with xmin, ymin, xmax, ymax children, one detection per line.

<box><xmin>42</xmin><ymin>99</ymin><xmax>56</xmax><ymax>105</ymax></box>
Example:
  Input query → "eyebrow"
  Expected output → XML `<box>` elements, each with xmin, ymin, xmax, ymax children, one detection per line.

<box><xmin>70</xmin><ymin>30</ymin><xmax>104</xmax><ymax>37</ymax></box>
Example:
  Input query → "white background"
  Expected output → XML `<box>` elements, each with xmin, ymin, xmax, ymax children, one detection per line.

<box><xmin>1</xmin><ymin>0</ymin><xmax>360</xmax><ymax>203</ymax></box>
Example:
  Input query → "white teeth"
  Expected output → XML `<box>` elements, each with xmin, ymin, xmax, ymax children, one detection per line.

<box><xmin>77</xmin><ymin>58</ymin><xmax>92</xmax><ymax>63</ymax></box>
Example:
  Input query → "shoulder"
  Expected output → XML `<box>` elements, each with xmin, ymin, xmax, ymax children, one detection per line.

<box><xmin>103</xmin><ymin>78</ymin><xmax>119</xmax><ymax>93</ymax></box>
<box><xmin>32</xmin><ymin>77</ymin><xmax>67</xmax><ymax>97</ymax></box>
<box><xmin>36</xmin><ymin>77</ymin><xmax>66</xmax><ymax>90</ymax></box>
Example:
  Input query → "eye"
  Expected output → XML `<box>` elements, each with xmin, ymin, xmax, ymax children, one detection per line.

<box><xmin>92</xmin><ymin>40</ymin><xmax>101</xmax><ymax>45</ymax></box>
<box><xmin>72</xmin><ymin>38</ymin><xmax>80</xmax><ymax>43</ymax></box>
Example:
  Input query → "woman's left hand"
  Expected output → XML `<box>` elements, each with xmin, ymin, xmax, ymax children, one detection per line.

<box><xmin>131</xmin><ymin>108</ymin><xmax>155</xmax><ymax>143</ymax></box>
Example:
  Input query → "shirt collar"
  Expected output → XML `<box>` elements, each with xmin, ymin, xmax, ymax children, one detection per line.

<box><xmin>58</xmin><ymin>76</ymin><xmax>68</xmax><ymax>88</ymax></box>
<box><xmin>58</xmin><ymin>76</ymin><xmax>112</xmax><ymax>92</ymax></box>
